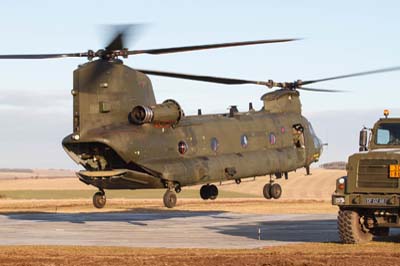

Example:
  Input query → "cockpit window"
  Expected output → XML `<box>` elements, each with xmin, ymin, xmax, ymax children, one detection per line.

<box><xmin>376</xmin><ymin>123</ymin><xmax>400</xmax><ymax>145</ymax></box>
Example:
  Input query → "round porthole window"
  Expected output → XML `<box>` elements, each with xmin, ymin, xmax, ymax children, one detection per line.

<box><xmin>210</xmin><ymin>137</ymin><xmax>219</xmax><ymax>152</ymax></box>
<box><xmin>178</xmin><ymin>141</ymin><xmax>188</xmax><ymax>154</ymax></box>
<box><xmin>269</xmin><ymin>133</ymin><xmax>276</xmax><ymax>145</ymax></box>
<box><xmin>241</xmin><ymin>135</ymin><xmax>248</xmax><ymax>148</ymax></box>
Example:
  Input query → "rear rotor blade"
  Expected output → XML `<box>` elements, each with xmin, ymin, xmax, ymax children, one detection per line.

<box><xmin>129</xmin><ymin>38</ymin><xmax>299</xmax><ymax>55</ymax></box>
<box><xmin>301</xmin><ymin>66</ymin><xmax>400</xmax><ymax>86</ymax></box>
<box><xmin>104</xmin><ymin>24</ymin><xmax>143</xmax><ymax>51</ymax></box>
<box><xmin>136</xmin><ymin>68</ymin><xmax>270</xmax><ymax>86</ymax></box>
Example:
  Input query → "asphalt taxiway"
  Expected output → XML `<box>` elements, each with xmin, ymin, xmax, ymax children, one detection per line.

<box><xmin>0</xmin><ymin>211</ymin><xmax>344</xmax><ymax>248</ymax></box>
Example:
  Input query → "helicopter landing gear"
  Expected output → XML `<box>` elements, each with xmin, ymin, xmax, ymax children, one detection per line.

<box><xmin>263</xmin><ymin>176</ymin><xmax>282</xmax><ymax>200</ymax></box>
<box><xmin>163</xmin><ymin>189</ymin><xmax>177</xmax><ymax>208</ymax></box>
<box><xmin>200</xmin><ymin>184</ymin><xmax>219</xmax><ymax>200</ymax></box>
<box><xmin>263</xmin><ymin>183</ymin><xmax>272</xmax><ymax>199</ymax></box>
<box><xmin>93</xmin><ymin>190</ymin><xmax>106</xmax><ymax>209</ymax></box>
<box><xmin>270</xmin><ymin>183</ymin><xmax>282</xmax><ymax>199</ymax></box>
<box><xmin>305</xmin><ymin>166</ymin><xmax>311</xmax><ymax>175</ymax></box>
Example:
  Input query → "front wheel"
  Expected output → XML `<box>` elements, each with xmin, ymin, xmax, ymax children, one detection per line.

<box><xmin>163</xmin><ymin>190</ymin><xmax>177</xmax><ymax>208</ymax></box>
<box><xmin>93</xmin><ymin>191</ymin><xmax>106</xmax><ymax>209</ymax></box>
<box><xmin>338</xmin><ymin>210</ymin><xmax>373</xmax><ymax>244</ymax></box>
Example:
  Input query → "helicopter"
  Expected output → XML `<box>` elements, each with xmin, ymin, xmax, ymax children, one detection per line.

<box><xmin>2</xmin><ymin>27</ymin><xmax>400</xmax><ymax>209</ymax></box>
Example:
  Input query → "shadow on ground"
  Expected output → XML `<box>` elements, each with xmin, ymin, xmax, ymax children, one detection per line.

<box><xmin>0</xmin><ymin>209</ymin><xmax>227</xmax><ymax>225</ymax></box>
<box><xmin>207</xmin><ymin>219</ymin><xmax>400</xmax><ymax>243</ymax></box>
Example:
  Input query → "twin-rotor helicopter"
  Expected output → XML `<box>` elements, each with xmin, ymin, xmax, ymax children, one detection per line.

<box><xmin>2</xmin><ymin>27</ymin><xmax>399</xmax><ymax>208</ymax></box>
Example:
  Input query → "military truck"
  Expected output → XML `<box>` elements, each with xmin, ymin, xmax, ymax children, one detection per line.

<box><xmin>332</xmin><ymin>110</ymin><xmax>400</xmax><ymax>243</ymax></box>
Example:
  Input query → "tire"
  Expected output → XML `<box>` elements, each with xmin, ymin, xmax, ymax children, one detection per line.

<box><xmin>163</xmin><ymin>190</ymin><xmax>177</xmax><ymax>208</ymax></box>
<box><xmin>270</xmin><ymin>183</ymin><xmax>282</xmax><ymax>199</ymax></box>
<box><xmin>263</xmin><ymin>183</ymin><xmax>272</xmax><ymax>199</ymax></box>
<box><xmin>200</xmin><ymin>185</ymin><xmax>210</xmax><ymax>200</ymax></box>
<box><xmin>337</xmin><ymin>210</ymin><xmax>373</xmax><ymax>244</ymax></box>
<box><xmin>93</xmin><ymin>191</ymin><xmax>106</xmax><ymax>209</ymax></box>
<box><xmin>209</xmin><ymin>185</ymin><xmax>218</xmax><ymax>200</ymax></box>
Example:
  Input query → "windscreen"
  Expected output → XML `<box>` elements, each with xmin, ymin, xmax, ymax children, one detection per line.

<box><xmin>375</xmin><ymin>123</ymin><xmax>400</xmax><ymax>145</ymax></box>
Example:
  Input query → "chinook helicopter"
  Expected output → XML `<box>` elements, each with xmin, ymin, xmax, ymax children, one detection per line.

<box><xmin>2</xmin><ymin>28</ymin><xmax>400</xmax><ymax>209</ymax></box>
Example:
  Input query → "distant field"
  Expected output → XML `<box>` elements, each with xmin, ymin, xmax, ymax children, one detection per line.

<box><xmin>0</xmin><ymin>168</ymin><xmax>343</xmax><ymax>214</ymax></box>
<box><xmin>0</xmin><ymin>168</ymin><xmax>345</xmax><ymax>200</ymax></box>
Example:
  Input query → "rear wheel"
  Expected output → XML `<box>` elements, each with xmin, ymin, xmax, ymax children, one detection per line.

<box><xmin>200</xmin><ymin>185</ymin><xmax>210</xmax><ymax>200</ymax></box>
<box><xmin>263</xmin><ymin>184</ymin><xmax>272</xmax><ymax>199</ymax></box>
<box><xmin>209</xmin><ymin>185</ymin><xmax>218</xmax><ymax>200</ymax></box>
<box><xmin>270</xmin><ymin>183</ymin><xmax>282</xmax><ymax>199</ymax></box>
<box><xmin>338</xmin><ymin>210</ymin><xmax>373</xmax><ymax>243</ymax></box>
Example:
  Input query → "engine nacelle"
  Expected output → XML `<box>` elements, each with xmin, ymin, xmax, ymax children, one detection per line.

<box><xmin>129</xmin><ymin>99</ymin><xmax>183</xmax><ymax>126</ymax></box>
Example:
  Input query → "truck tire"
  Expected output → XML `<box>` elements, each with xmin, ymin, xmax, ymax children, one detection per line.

<box><xmin>338</xmin><ymin>210</ymin><xmax>373</xmax><ymax>244</ymax></box>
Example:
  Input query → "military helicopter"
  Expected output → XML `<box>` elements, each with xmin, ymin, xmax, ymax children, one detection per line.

<box><xmin>1</xmin><ymin>27</ymin><xmax>399</xmax><ymax>209</ymax></box>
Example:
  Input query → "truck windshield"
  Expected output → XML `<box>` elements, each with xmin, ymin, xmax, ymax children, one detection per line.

<box><xmin>376</xmin><ymin>123</ymin><xmax>400</xmax><ymax>145</ymax></box>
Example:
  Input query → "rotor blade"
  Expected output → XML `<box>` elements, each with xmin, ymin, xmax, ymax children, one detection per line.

<box><xmin>0</xmin><ymin>52</ymin><xmax>87</xmax><ymax>59</ymax></box>
<box><xmin>129</xmin><ymin>38</ymin><xmax>299</xmax><ymax>55</ymax></box>
<box><xmin>104</xmin><ymin>24</ymin><xmax>143</xmax><ymax>51</ymax></box>
<box><xmin>298</xmin><ymin>87</ymin><xmax>345</xmax><ymax>93</ymax></box>
<box><xmin>301</xmin><ymin>66</ymin><xmax>400</xmax><ymax>86</ymax></box>
<box><xmin>136</xmin><ymin>68</ymin><xmax>270</xmax><ymax>86</ymax></box>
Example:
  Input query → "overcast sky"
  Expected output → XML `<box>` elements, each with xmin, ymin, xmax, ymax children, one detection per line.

<box><xmin>0</xmin><ymin>0</ymin><xmax>399</xmax><ymax>169</ymax></box>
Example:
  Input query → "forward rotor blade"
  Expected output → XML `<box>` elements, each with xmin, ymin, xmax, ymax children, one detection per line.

<box><xmin>301</xmin><ymin>66</ymin><xmax>400</xmax><ymax>86</ymax></box>
<box><xmin>129</xmin><ymin>38</ymin><xmax>299</xmax><ymax>55</ymax></box>
<box><xmin>136</xmin><ymin>68</ymin><xmax>270</xmax><ymax>86</ymax></box>
<box><xmin>0</xmin><ymin>52</ymin><xmax>87</xmax><ymax>59</ymax></box>
<box><xmin>298</xmin><ymin>87</ymin><xmax>345</xmax><ymax>93</ymax></box>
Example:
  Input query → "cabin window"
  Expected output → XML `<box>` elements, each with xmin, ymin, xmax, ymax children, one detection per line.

<box><xmin>376</xmin><ymin>123</ymin><xmax>400</xmax><ymax>145</ymax></box>
<box><xmin>269</xmin><ymin>133</ymin><xmax>276</xmax><ymax>145</ymax></box>
<box><xmin>241</xmin><ymin>135</ymin><xmax>248</xmax><ymax>148</ymax></box>
<box><xmin>292</xmin><ymin>124</ymin><xmax>305</xmax><ymax>148</ymax></box>
<box><xmin>178</xmin><ymin>141</ymin><xmax>188</xmax><ymax>154</ymax></box>
<box><xmin>210</xmin><ymin>137</ymin><xmax>219</xmax><ymax>152</ymax></box>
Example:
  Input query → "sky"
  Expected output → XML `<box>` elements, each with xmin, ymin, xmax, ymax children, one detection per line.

<box><xmin>0</xmin><ymin>0</ymin><xmax>399</xmax><ymax>169</ymax></box>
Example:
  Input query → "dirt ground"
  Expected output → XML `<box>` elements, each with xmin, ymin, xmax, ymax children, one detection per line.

<box><xmin>0</xmin><ymin>243</ymin><xmax>398</xmax><ymax>266</ymax></box>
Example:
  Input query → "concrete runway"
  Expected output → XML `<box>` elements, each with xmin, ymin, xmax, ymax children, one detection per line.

<box><xmin>0</xmin><ymin>211</ymin><xmax>343</xmax><ymax>248</ymax></box>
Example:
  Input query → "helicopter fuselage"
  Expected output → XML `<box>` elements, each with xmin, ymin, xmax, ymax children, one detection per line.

<box><xmin>61</xmin><ymin>59</ymin><xmax>322</xmax><ymax>191</ymax></box>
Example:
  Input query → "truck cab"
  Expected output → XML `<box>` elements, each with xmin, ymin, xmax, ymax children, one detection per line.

<box><xmin>332</xmin><ymin>110</ymin><xmax>400</xmax><ymax>243</ymax></box>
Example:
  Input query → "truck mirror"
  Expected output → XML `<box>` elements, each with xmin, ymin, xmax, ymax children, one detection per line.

<box><xmin>359</xmin><ymin>128</ymin><xmax>368</xmax><ymax>151</ymax></box>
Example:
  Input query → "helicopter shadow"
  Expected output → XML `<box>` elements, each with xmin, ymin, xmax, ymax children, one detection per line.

<box><xmin>1</xmin><ymin>209</ymin><xmax>227</xmax><ymax>225</ymax></box>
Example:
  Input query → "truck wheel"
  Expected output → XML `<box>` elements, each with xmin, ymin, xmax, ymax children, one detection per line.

<box><xmin>338</xmin><ymin>210</ymin><xmax>373</xmax><ymax>243</ymax></box>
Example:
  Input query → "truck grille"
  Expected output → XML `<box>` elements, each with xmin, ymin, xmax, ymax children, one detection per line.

<box><xmin>357</xmin><ymin>159</ymin><xmax>399</xmax><ymax>188</ymax></box>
